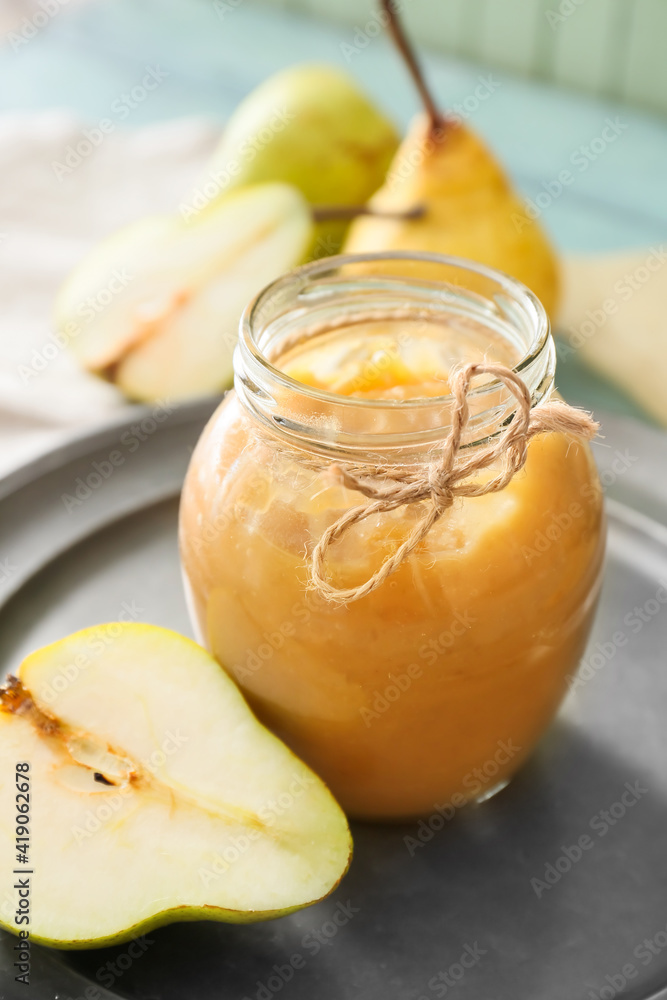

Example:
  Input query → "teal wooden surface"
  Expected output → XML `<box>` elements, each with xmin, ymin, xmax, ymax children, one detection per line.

<box><xmin>0</xmin><ymin>0</ymin><xmax>665</xmax><ymax>421</ymax></box>
<box><xmin>625</xmin><ymin>0</ymin><xmax>667</xmax><ymax>111</ymax></box>
<box><xmin>474</xmin><ymin>0</ymin><xmax>545</xmax><ymax>76</ymax></box>
<box><xmin>260</xmin><ymin>0</ymin><xmax>667</xmax><ymax>115</ymax></box>
<box><xmin>552</xmin><ymin>0</ymin><xmax>618</xmax><ymax>94</ymax></box>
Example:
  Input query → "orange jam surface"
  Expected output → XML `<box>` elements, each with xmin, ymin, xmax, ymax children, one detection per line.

<box><xmin>180</xmin><ymin>319</ymin><xmax>605</xmax><ymax>819</ymax></box>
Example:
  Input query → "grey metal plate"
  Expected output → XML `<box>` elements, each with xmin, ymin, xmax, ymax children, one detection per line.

<box><xmin>1</xmin><ymin>400</ymin><xmax>667</xmax><ymax>1000</ymax></box>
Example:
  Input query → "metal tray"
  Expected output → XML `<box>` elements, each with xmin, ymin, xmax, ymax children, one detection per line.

<box><xmin>1</xmin><ymin>400</ymin><xmax>667</xmax><ymax>1000</ymax></box>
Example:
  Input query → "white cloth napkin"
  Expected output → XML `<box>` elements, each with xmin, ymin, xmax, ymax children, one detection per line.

<box><xmin>0</xmin><ymin>111</ymin><xmax>220</xmax><ymax>477</ymax></box>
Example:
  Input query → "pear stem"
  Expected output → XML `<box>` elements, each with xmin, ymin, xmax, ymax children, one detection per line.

<box><xmin>311</xmin><ymin>203</ymin><xmax>425</xmax><ymax>223</ymax></box>
<box><xmin>380</xmin><ymin>0</ymin><xmax>444</xmax><ymax>133</ymax></box>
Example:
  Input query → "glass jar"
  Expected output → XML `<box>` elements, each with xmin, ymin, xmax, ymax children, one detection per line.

<box><xmin>179</xmin><ymin>253</ymin><xmax>605</xmax><ymax>820</ymax></box>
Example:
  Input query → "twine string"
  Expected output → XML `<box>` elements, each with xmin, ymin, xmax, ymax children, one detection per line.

<box><xmin>310</xmin><ymin>362</ymin><xmax>598</xmax><ymax>604</ymax></box>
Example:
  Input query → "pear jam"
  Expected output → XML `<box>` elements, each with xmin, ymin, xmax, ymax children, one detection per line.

<box><xmin>179</xmin><ymin>255</ymin><xmax>605</xmax><ymax>820</ymax></box>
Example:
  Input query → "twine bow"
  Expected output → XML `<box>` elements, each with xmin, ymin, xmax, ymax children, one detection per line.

<box><xmin>310</xmin><ymin>362</ymin><xmax>598</xmax><ymax>604</ymax></box>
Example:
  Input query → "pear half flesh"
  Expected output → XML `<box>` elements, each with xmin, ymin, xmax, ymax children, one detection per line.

<box><xmin>0</xmin><ymin>624</ymin><xmax>351</xmax><ymax>948</ymax></box>
<box><xmin>54</xmin><ymin>183</ymin><xmax>314</xmax><ymax>402</ymax></box>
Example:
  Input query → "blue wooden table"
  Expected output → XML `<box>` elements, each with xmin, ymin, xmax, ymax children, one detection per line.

<box><xmin>1</xmin><ymin>0</ymin><xmax>666</xmax><ymax>420</ymax></box>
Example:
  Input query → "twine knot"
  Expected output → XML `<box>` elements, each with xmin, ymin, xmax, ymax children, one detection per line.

<box><xmin>310</xmin><ymin>362</ymin><xmax>598</xmax><ymax>604</ymax></box>
<box><xmin>427</xmin><ymin>465</ymin><xmax>455</xmax><ymax>515</ymax></box>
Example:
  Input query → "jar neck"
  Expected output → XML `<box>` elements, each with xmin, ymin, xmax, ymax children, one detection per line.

<box><xmin>235</xmin><ymin>252</ymin><xmax>555</xmax><ymax>464</ymax></box>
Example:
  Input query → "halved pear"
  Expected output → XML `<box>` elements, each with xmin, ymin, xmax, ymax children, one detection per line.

<box><xmin>55</xmin><ymin>215</ymin><xmax>175</xmax><ymax>371</ymax></box>
<box><xmin>0</xmin><ymin>624</ymin><xmax>351</xmax><ymax>948</ymax></box>
<box><xmin>54</xmin><ymin>183</ymin><xmax>314</xmax><ymax>401</ymax></box>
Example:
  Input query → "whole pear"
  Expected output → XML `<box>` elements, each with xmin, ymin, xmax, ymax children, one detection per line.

<box><xmin>344</xmin><ymin>1</ymin><xmax>559</xmax><ymax>319</ymax></box>
<box><xmin>193</xmin><ymin>64</ymin><xmax>400</xmax><ymax>254</ymax></box>
<box><xmin>345</xmin><ymin>113</ymin><xmax>560</xmax><ymax>318</ymax></box>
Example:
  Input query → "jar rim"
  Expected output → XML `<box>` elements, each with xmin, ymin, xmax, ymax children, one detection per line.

<box><xmin>239</xmin><ymin>250</ymin><xmax>551</xmax><ymax>411</ymax></box>
<box><xmin>236</xmin><ymin>251</ymin><xmax>556</xmax><ymax>459</ymax></box>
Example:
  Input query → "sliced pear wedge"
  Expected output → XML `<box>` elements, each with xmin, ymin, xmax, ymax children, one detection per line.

<box><xmin>54</xmin><ymin>183</ymin><xmax>314</xmax><ymax>401</ymax></box>
<box><xmin>0</xmin><ymin>624</ymin><xmax>351</xmax><ymax>948</ymax></box>
<box><xmin>54</xmin><ymin>215</ymin><xmax>176</xmax><ymax>372</ymax></box>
